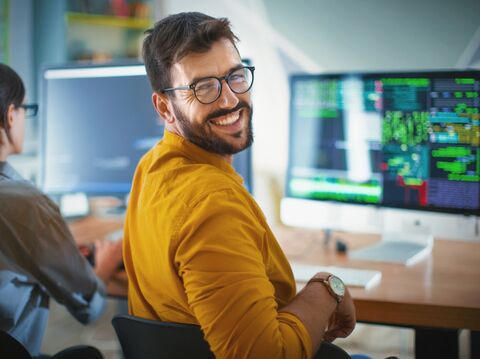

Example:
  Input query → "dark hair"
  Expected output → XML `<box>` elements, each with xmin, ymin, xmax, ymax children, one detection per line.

<box><xmin>0</xmin><ymin>63</ymin><xmax>25</xmax><ymax>141</ymax></box>
<box><xmin>142</xmin><ymin>12</ymin><xmax>239</xmax><ymax>93</ymax></box>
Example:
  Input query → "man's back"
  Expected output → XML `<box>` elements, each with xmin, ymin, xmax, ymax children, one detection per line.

<box><xmin>124</xmin><ymin>131</ymin><xmax>314</xmax><ymax>358</ymax></box>
<box><xmin>125</xmin><ymin>11</ymin><xmax>356</xmax><ymax>357</ymax></box>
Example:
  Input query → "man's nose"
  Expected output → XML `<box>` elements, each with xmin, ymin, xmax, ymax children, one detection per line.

<box><xmin>217</xmin><ymin>80</ymin><xmax>239</xmax><ymax>108</ymax></box>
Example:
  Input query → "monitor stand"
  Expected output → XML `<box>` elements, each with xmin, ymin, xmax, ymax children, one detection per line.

<box><xmin>95</xmin><ymin>194</ymin><xmax>128</xmax><ymax>218</ymax></box>
<box><xmin>349</xmin><ymin>230</ymin><xmax>433</xmax><ymax>266</ymax></box>
<box><xmin>103</xmin><ymin>203</ymin><xmax>127</xmax><ymax>217</ymax></box>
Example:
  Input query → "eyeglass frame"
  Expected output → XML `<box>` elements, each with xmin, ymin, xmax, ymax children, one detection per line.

<box><xmin>161</xmin><ymin>65</ymin><xmax>255</xmax><ymax>105</ymax></box>
<box><xmin>18</xmin><ymin>104</ymin><xmax>39</xmax><ymax>117</ymax></box>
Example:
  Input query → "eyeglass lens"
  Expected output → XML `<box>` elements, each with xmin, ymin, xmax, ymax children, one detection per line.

<box><xmin>20</xmin><ymin>104</ymin><xmax>38</xmax><ymax>117</ymax></box>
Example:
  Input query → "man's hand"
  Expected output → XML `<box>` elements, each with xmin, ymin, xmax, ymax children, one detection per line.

<box><xmin>93</xmin><ymin>239</ymin><xmax>123</xmax><ymax>284</ymax></box>
<box><xmin>280</xmin><ymin>272</ymin><xmax>356</xmax><ymax>355</ymax></box>
<box><xmin>324</xmin><ymin>288</ymin><xmax>356</xmax><ymax>342</ymax></box>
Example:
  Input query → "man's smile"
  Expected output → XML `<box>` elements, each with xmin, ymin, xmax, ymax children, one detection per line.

<box><xmin>209</xmin><ymin>108</ymin><xmax>244</xmax><ymax>133</ymax></box>
<box><xmin>210</xmin><ymin>109</ymin><xmax>241</xmax><ymax>126</ymax></box>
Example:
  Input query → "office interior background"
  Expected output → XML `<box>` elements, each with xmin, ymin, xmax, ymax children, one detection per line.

<box><xmin>1</xmin><ymin>0</ymin><xmax>479</xmax><ymax>358</ymax></box>
<box><xmin>5</xmin><ymin>0</ymin><xmax>480</xmax><ymax>222</ymax></box>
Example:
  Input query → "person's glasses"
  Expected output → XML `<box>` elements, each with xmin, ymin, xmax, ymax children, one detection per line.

<box><xmin>162</xmin><ymin>66</ymin><xmax>255</xmax><ymax>105</ymax></box>
<box><xmin>19</xmin><ymin>104</ymin><xmax>39</xmax><ymax>118</ymax></box>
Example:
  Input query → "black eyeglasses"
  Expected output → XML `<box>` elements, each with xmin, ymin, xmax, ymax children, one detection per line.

<box><xmin>162</xmin><ymin>66</ymin><xmax>255</xmax><ymax>105</ymax></box>
<box><xmin>18</xmin><ymin>104</ymin><xmax>39</xmax><ymax>118</ymax></box>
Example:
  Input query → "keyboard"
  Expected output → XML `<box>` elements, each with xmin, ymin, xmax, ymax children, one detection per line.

<box><xmin>105</xmin><ymin>228</ymin><xmax>124</xmax><ymax>242</ymax></box>
<box><xmin>290</xmin><ymin>263</ymin><xmax>382</xmax><ymax>290</ymax></box>
<box><xmin>349</xmin><ymin>240</ymin><xmax>431</xmax><ymax>266</ymax></box>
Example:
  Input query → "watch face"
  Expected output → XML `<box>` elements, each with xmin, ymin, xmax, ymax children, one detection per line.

<box><xmin>329</xmin><ymin>276</ymin><xmax>345</xmax><ymax>296</ymax></box>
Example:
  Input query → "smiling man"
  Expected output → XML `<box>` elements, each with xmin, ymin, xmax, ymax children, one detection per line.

<box><xmin>123</xmin><ymin>12</ymin><xmax>355</xmax><ymax>359</ymax></box>
<box><xmin>162</xmin><ymin>38</ymin><xmax>253</xmax><ymax>156</ymax></box>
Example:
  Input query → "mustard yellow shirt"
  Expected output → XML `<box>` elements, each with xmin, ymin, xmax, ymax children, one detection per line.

<box><xmin>124</xmin><ymin>130</ymin><xmax>312</xmax><ymax>358</ymax></box>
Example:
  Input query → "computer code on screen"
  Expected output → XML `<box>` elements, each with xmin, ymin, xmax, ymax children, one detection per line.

<box><xmin>287</xmin><ymin>71</ymin><xmax>479</xmax><ymax>215</ymax></box>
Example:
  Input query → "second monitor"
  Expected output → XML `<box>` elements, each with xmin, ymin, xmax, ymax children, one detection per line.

<box><xmin>282</xmin><ymin>70</ymin><xmax>480</xmax><ymax>255</ymax></box>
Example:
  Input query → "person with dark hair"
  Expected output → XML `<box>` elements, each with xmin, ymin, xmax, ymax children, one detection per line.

<box><xmin>124</xmin><ymin>12</ymin><xmax>356</xmax><ymax>358</ymax></box>
<box><xmin>0</xmin><ymin>63</ymin><xmax>123</xmax><ymax>357</ymax></box>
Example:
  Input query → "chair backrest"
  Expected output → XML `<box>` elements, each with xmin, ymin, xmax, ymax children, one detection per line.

<box><xmin>315</xmin><ymin>341</ymin><xmax>351</xmax><ymax>359</ymax></box>
<box><xmin>0</xmin><ymin>330</ymin><xmax>32</xmax><ymax>359</ymax></box>
<box><xmin>111</xmin><ymin>314</ymin><xmax>215</xmax><ymax>359</ymax></box>
<box><xmin>51</xmin><ymin>345</ymin><xmax>103</xmax><ymax>359</ymax></box>
<box><xmin>0</xmin><ymin>329</ymin><xmax>104</xmax><ymax>359</ymax></box>
<box><xmin>112</xmin><ymin>314</ymin><xmax>352</xmax><ymax>359</ymax></box>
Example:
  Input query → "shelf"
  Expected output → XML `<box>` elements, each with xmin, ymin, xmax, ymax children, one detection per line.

<box><xmin>0</xmin><ymin>0</ymin><xmax>9</xmax><ymax>63</ymax></box>
<box><xmin>65</xmin><ymin>12</ymin><xmax>151</xmax><ymax>30</ymax></box>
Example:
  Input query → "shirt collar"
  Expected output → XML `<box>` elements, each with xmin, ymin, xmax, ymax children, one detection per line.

<box><xmin>0</xmin><ymin>162</ymin><xmax>24</xmax><ymax>181</ymax></box>
<box><xmin>162</xmin><ymin>129</ymin><xmax>244</xmax><ymax>186</ymax></box>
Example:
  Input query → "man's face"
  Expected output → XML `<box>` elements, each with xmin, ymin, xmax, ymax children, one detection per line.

<box><xmin>168</xmin><ymin>38</ymin><xmax>253</xmax><ymax>155</ymax></box>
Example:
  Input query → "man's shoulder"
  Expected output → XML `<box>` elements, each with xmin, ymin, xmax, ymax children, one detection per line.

<box><xmin>134</xmin><ymin>144</ymin><xmax>249</xmax><ymax>207</ymax></box>
<box><xmin>169</xmin><ymin>162</ymin><xmax>245</xmax><ymax>209</ymax></box>
<box><xmin>182</xmin><ymin>163</ymin><xmax>241</xmax><ymax>195</ymax></box>
<box><xmin>145</xmin><ymin>145</ymin><xmax>239</xmax><ymax>188</ymax></box>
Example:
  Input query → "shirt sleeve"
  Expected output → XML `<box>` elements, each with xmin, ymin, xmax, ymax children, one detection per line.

<box><xmin>2</xmin><ymin>185</ymin><xmax>106</xmax><ymax>324</ymax></box>
<box><xmin>175</xmin><ymin>189</ymin><xmax>312</xmax><ymax>359</ymax></box>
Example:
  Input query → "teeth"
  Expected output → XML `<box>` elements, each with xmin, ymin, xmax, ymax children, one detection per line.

<box><xmin>212</xmin><ymin>111</ymin><xmax>239</xmax><ymax>126</ymax></box>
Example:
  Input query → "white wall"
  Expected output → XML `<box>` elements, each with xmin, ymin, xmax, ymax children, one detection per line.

<box><xmin>262</xmin><ymin>0</ymin><xmax>480</xmax><ymax>72</ymax></box>
<box><xmin>156</xmin><ymin>0</ymin><xmax>480</xmax><ymax>224</ymax></box>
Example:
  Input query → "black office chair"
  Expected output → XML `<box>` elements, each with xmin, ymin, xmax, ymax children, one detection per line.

<box><xmin>51</xmin><ymin>345</ymin><xmax>103</xmax><ymax>359</ymax></box>
<box><xmin>0</xmin><ymin>329</ymin><xmax>103</xmax><ymax>359</ymax></box>
<box><xmin>0</xmin><ymin>329</ymin><xmax>31</xmax><ymax>359</ymax></box>
<box><xmin>315</xmin><ymin>341</ymin><xmax>351</xmax><ymax>359</ymax></box>
<box><xmin>112</xmin><ymin>315</ymin><xmax>215</xmax><ymax>359</ymax></box>
<box><xmin>112</xmin><ymin>314</ymin><xmax>351</xmax><ymax>359</ymax></box>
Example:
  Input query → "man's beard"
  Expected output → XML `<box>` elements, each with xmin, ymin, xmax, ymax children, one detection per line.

<box><xmin>171</xmin><ymin>100</ymin><xmax>254</xmax><ymax>155</ymax></box>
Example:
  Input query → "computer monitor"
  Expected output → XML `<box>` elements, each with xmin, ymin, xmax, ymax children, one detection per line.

<box><xmin>282</xmin><ymin>70</ymin><xmax>480</xmax><ymax>245</ymax></box>
<box><xmin>40</xmin><ymin>63</ymin><xmax>162</xmax><ymax>197</ymax></box>
<box><xmin>40</xmin><ymin>63</ymin><xmax>253</xmax><ymax>202</ymax></box>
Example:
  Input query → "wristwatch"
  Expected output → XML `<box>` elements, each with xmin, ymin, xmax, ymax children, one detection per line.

<box><xmin>308</xmin><ymin>273</ymin><xmax>345</xmax><ymax>303</ymax></box>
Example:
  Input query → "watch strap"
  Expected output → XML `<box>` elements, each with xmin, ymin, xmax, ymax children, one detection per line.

<box><xmin>307</xmin><ymin>274</ymin><xmax>343</xmax><ymax>303</ymax></box>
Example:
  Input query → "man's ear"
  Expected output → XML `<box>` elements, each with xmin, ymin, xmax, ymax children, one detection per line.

<box><xmin>152</xmin><ymin>92</ymin><xmax>175</xmax><ymax>124</ymax></box>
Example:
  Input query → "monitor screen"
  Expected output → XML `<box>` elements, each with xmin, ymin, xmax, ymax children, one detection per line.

<box><xmin>40</xmin><ymin>63</ymin><xmax>252</xmax><ymax>197</ymax></box>
<box><xmin>286</xmin><ymin>70</ymin><xmax>479</xmax><ymax>216</ymax></box>
<box><xmin>233</xmin><ymin>148</ymin><xmax>253</xmax><ymax>193</ymax></box>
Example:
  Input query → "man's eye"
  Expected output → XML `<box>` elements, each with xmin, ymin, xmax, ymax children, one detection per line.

<box><xmin>196</xmin><ymin>81</ymin><xmax>217</xmax><ymax>93</ymax></box>
<box><xmin>229</xmin><ymin>73</ymin><xmax>246</xmax><ymax>82</ymax></box>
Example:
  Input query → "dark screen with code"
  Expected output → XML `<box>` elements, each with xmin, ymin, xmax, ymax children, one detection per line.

<box><xmin>287</xmin><ymin>71</ymin><xmax>479</xmax><ymax>215</ymax></box>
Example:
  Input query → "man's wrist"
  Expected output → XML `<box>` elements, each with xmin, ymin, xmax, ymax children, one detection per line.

<box><xmin>94</xmin><ymin>266</ymin><xmax>114</xmax><ymax>284</ymax></box>
<box><xmin>307</xmin><ymin>273</ymin><xmax>345</xmax><ymax>304</ymax></box>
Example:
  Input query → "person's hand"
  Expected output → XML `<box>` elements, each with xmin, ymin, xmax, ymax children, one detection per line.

<box><xmin>93</xmin><ymin>238</ymin><xmax>123</xmax><ymax>284</ymax></box>
<box><xmin>323</xmin><ymin>288</ymin><xmax>356</xmax><ymax>342</ymax></box>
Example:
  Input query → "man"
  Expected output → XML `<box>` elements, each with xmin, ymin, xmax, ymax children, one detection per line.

<box><xmin>124</xmin><ymin>12</ymin><xmax>355</xmax><ymax>359</ymax></box>
<box><xmin>0</xmin><ymin>62</ymin><xmax>123</xmax><ymax>356</ymax></box>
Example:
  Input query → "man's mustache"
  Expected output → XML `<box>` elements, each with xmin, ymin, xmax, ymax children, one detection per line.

<box><xmin>206</xmin><ymin>102</ymin><xmax>249</xmax><ymax>122</ymax></box>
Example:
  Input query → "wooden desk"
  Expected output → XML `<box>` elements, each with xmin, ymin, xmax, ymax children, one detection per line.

<box><xmin>69</xmin><ymin>216</ymin><xmax>128</xmax><ymax>298</ymax></box>
<box><xmin>72</xmin><ymin>218</ymin><xmax>480</xmax><ymax>329</ymax></box>
<box><xmin>274</xmin><ymin>226</ymin><xmax>480</xmax><ymax>358</ymax></box>
<box><xmin>70</xmin><ymin>217</ymin><xmax>480</xmax><ymax>357</ymax></box>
